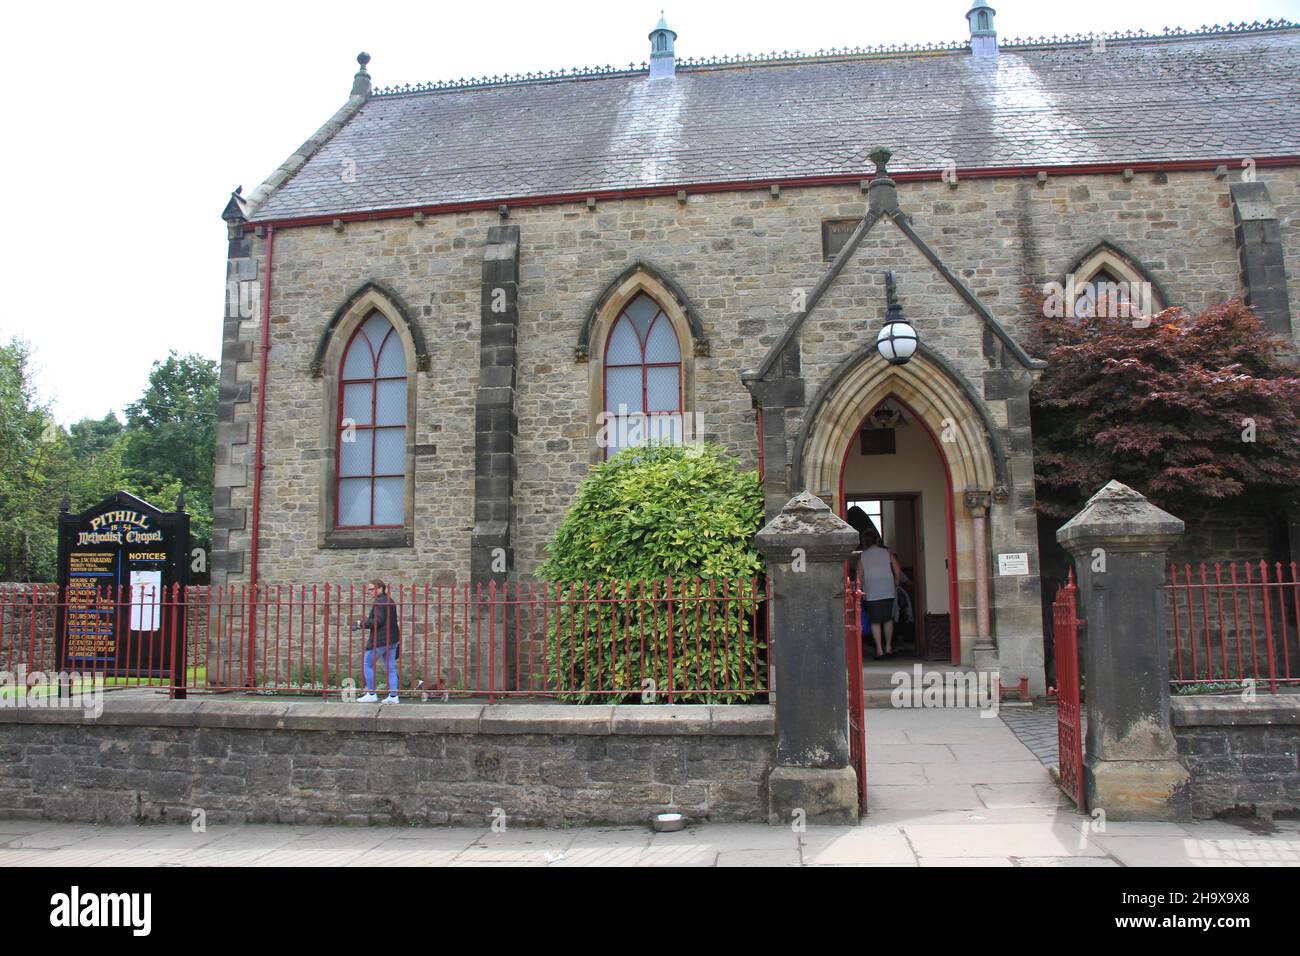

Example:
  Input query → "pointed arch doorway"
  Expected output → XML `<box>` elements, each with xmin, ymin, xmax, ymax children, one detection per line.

<box><xmin>839</xmin><ymin>396</ymin><xmax>959</xmax><ymax>662</ymax></box>
<box><xmin>794</xmin><ymin>345</ymin><xmax>1004</xmax><ymax>668</ymax></box>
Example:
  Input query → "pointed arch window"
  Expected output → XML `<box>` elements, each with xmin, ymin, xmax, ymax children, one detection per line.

<box><xmin>336</xmin><ymin>311</ymin><xmax>407</xmax><ymax>527</ymax></box>
<box><xmin>1067</xmin><ymin>252</ymin><xmax>1162</xmax><ymax>323</ymax></box>
<box><xmin>603</xmin><ymin>292</ymin><xmax>682</xmax><ymax>457</ymax></box>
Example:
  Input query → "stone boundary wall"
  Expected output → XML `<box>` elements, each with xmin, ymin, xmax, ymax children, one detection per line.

<box><xmin>1171</xmin><ymin>695</ymin><xmax>1300</xmax><ymax>820</ymax></box>
<box><xmin>0</xmin><ymin>700</ymin><xmax>775</xmax><ymax>827</ymax></box>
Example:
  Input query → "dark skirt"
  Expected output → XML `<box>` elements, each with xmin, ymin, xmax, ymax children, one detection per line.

<box><xmin>864</xmin><ymin>598</ymin><xmax>895</xmax><ymax>625</ymax></box>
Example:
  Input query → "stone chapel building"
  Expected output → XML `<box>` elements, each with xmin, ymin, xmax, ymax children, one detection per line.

<box><xmin>215</xmin><ymin>7</ymin><xmax>1300</xmax><ymax>693</ymax></box>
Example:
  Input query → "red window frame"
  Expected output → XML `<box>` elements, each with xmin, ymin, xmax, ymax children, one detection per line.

<box><xmin>335</xmin><ymin>312</ymin><xmax>406</xmax><ymax>528</ymax></box>
<box><xmin>603</xmin><ymin>293</ymin><xmax>683</xmax><ymax>459</ymax></box>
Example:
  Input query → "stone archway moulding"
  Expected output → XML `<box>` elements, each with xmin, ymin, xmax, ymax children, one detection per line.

<box><xmin>311</xmin><ymin>280</ymin><xmax>429</xmax><ymax>377</ymax></box>
<box><xmin>795</xmin><ymin>345</ymin><xmax>1004</xmax><ymax>506</ymax></box>
<box><xmin>1062</xmin><ymin>240</ymin><xmax>1171</xmax><ymax>312</ymax></box>
<box><xmin>576</xmin><ymin>262</ymin><xmax>708</xmax><ymax>361</ymax></box>
<box><xmin>795</xmin><ymin>345</ymin><xmax>1006</xmax><ymax>665</ymax></box>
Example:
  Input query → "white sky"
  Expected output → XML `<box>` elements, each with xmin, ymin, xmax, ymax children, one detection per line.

<box><xmin>4</xmin><ymin>0</ymin><xmax>1297</xmax><ymax>424</ymax></box>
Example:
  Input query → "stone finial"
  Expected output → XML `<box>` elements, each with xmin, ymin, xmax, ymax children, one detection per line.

<box><xmin>754</xmin><ymin>491</ymin><xmax>859</xmax><ymax>561</ymax></box>
<box><xmin>60</xmin><ymin>494</ymin><xmax>71</xmax><ymax>513</ymax></box>
<box><xmin>221</xmin><ymin>186</ymin><xmax>248</xmax><ymax>227</ymax></box>
<box><xmin>866</xmin><ymin>147</ymin><xmax>899</xmax><ymax>215</ymax></box>
<box><xmin>1057</xmin><ymin>479</ymin><xmax>1184</xmax><ymax>554</ymax></box>
<box><xmin>352</xmin><ymin>52</ymin><xmax>372</xmax><ymax>97</ymax></box>
<box><xmin>175</xmin><ymin>489</ymin><xmax>187</xmax><ymax>513</ymax></box>
<box><xmin>869</xmin><ymin>146</ymin><xmax>892</xmax><ymax>177</ymax></box>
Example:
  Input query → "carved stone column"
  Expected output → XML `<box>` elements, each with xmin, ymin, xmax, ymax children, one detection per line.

<box><xmin>965</xmin><ymin>489</ymin><xmax>996</xmax><ymax>672</ymax></box>
<box><xmin>1057</xmin><ymin>480</ymin><xmax>1190</xmax><ymax>821</ymax></box>
<box><xmin>753</xmin><ymin>492</ymin><xmax>861</xmax><ymax>825</ymax></box>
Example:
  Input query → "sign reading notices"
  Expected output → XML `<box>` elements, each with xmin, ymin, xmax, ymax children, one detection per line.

<box><xmin>55</xmin><ymin>491</ymin><xmax>189</xmax><ymax>695</ymax></box>
<box><xmin>997</xmin><ymin>552</ymin><xmax>1031</xmax><ymax>576</ymax></box>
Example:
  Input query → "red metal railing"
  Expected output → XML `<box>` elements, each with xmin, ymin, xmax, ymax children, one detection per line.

<box><xmin>1051</xmin><ymin>569</ymin><xmax>1084</xmax><ymax>811</ymax></box>
<box><xmin>843</xmin><ymin>567</ymin><xmax>867</xmax><ymax>811</ymax></box>
<box><xmin>1166</xmin><ymin>561</ymin><xmax>1300</xmax><ymax>695</ymax></box>
<box><xmin>0</xmin><ymin>579</ymin><xmax>770</xmax><ymax>704</ymax></box>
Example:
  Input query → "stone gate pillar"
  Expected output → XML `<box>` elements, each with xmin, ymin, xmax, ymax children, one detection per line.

<box><xmin>754</xmin><ymin>491</ymin><xmax>860</xmax><ymax>825</ymax></box>
<box><xmin>1057</xmin><ymin>480</ymin><xmax>1191</xmax><ymax>821</ymax></box>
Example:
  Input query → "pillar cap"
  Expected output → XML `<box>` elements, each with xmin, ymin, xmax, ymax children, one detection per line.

<box><xmin>754</xmin><ymin>491</ymin><xmax>859</xmax><ymax>561</ymax></box>
<box><xmin>1057</xmin><ymin>479</ymin><xmax>1184</xmax><ymax>555</ymax></box>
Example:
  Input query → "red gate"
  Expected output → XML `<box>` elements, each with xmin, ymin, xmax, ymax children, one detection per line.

<box><xmin>1052</xmin><ymin>569</ymin><xmax>1085</xmax><ymax>811</ymax></box>
<box><xmin>844</xmin><ymin>567</ymin><xmax>867</xmax><ymax>811</ymax></box>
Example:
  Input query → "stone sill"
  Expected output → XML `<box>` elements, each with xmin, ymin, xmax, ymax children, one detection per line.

<box><xmin>0</xmin><ymin>699</ymin><xmax>775</xmax><ymax>737</ymax></box>
<box><xmin>1171</xmin><ymin>694</ymin><xmax>1300</xmax><ymax>727</ymax></box>
<box><xmin>321</xmin><ymin>528</ymin><xmax>413</xmax><ymax>549</ymax></box>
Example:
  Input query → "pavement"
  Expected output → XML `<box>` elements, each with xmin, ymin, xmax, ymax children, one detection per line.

<box><xmin>999</xmin><ymin>703</ymin><xmax>1070</xmax><ymax>766</ymax></box>
<box><xmin>1</xmin><ymin>707</ymin><xmax>1296</xmax><ymax>867</ymax></box>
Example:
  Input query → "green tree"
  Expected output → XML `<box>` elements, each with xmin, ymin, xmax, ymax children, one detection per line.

<box><xmin>537</xmin><ymin>443</ymin><xmax>765</xmax><ymax>703</ymax></box>
<box><xmin>68</xmin><ymin>412</ymin><xmax>123</xmax><ymax>459</ymax></box>
<box><xmin>0</xmin><ymin>339</ymin><xmax>73</xmax><ymax>579</ymax></box>
<box><xmin>121</xmin><ymin>352</ymin><xmax>218</xmax><ymax>564</ymax></box>
<box><xmin>0</xmin><ymin>343</ymin><xmax>218</xmax><ymax>581</ymax></box>
<box><xmin>122</xmin><ymin>353</ymin><xmax>217</xmax><ymax>493</ymax></box>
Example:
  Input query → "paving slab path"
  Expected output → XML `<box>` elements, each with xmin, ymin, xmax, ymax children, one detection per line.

<box><xmin>1</xmin><ymin>708</ymin><xmax>1294</xmax><ymax>866</ymax></box>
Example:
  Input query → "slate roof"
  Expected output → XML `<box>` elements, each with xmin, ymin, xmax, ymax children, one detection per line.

<box><xmin>249</xmin><ymin>25</ymin><xmax>1300</xmax><ymax>222</ymax></box>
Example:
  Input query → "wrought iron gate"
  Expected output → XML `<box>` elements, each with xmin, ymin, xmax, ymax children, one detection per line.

<box><xmin>1052</xmin><ymin>569</ymin><xmax>1085</xmax><ymax>810</ymax></box>
<box><xmin>844</xmin><ymin>567</ymin><xmax>867</xmax><ymax>811</ymax></box>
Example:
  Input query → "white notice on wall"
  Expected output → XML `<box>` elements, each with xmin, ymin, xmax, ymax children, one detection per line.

<box><xmin>130</xmin><ymin>571</ymin><xmax>163</xmax><ymax>631</ymax></box>
<box><xmin>997</xmin><ymin>553</ymin><xmax>1030</xmax><ymax>576</ymax></box>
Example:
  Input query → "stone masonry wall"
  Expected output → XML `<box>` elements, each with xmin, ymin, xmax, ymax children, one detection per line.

<box><xmin>215</xmin><ymin>167</ymin><xmax>1300</xmax><ymax>591</ymax></box>
<box><xmin>0</xmin><ymin>700</ymin><xmax>775</xmax><ymax>826</ymax></box>
<box><xmin>1172</xmin><ymin>696</ymin><xmax>1300</xmax><ymax>820</ymax></box>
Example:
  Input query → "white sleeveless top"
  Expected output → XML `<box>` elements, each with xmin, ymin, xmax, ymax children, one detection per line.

<box><xmin>858</xmin><ymin>546</ymin><xmax>895</xmax><ymax>602</ymax></box>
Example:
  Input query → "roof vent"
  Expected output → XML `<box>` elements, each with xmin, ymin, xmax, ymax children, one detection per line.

<box><xmin>966</xmin><ymin>1</ymin><xmax>998</xmax><ymax>57</ymax></box>
<box><xmin>649</xmin><ymin>13</ymin><xmax>677</xmax><ymax>80</ymax></box>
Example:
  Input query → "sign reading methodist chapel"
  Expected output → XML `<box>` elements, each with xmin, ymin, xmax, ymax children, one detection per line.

<box><xmin>55</xmin><ymin>491</ymin><xmax>189</xmax><ymax>691</ymax></box>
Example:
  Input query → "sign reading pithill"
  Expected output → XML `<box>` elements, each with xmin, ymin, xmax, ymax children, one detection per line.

<box><xmin>55</xmin><ymin>491</ymin><xmax>190</xmax><ymax>697</ymax></box>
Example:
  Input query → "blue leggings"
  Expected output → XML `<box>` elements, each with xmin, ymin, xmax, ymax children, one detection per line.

<box><xmin>364</xmin><ymin>645</ymin><xmax>399</xmax><ymax>694</ymax></box>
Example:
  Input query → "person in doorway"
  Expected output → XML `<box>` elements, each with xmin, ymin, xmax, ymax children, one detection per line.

<box><xmin>352</xmin><ymin>579</ymin><xmax>401</xmax><ymax>702</ymax></box>
<box><xmin>858</xmin><ymin>525</ymin><xmax>902</xmax><ymax>660</ymax></box>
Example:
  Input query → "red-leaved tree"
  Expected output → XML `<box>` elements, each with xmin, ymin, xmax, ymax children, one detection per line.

<box><xmin>1027</xmin><ymin>298</ymin><xmax>1300</xmax><ymax>518</ymax></box>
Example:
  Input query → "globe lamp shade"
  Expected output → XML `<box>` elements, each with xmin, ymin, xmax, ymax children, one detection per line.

<box><xmin>876</xmin><ymin>320</ymin><xmax>918</xmax><ymax>365</ymax></box>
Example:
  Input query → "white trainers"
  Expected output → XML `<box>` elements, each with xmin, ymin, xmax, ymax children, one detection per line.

<box><xmin>356</xmin><ymin>692</ymin><xmax>379</xmax><ymax>703</ymax></box>
<box><xmin>385</xmin><ymin>693</ymin><xmax>400</xmax><ymax>704</ymax></box>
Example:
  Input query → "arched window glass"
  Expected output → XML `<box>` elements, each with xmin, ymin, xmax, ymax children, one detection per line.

<box><xmin>603</xmin><ymin>292</ymin><xmax>682</xmax><ymax>457</ymax></box>
<box><xmin>337</xmin><ymin>311</ymin><xmax>406</xmax><ymax>527</ymax></box>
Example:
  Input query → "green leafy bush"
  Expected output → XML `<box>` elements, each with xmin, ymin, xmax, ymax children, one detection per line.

<box><xmin>536</xmin><ymin>443</ymin><xmax>765</xmax><ymax>703</ymax></box>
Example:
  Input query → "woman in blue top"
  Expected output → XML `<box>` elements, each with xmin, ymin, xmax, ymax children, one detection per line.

<box><xmin>858</xmin><ymin>524</ymin><xmax>902</xmax><ymax>660</ymax></box>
